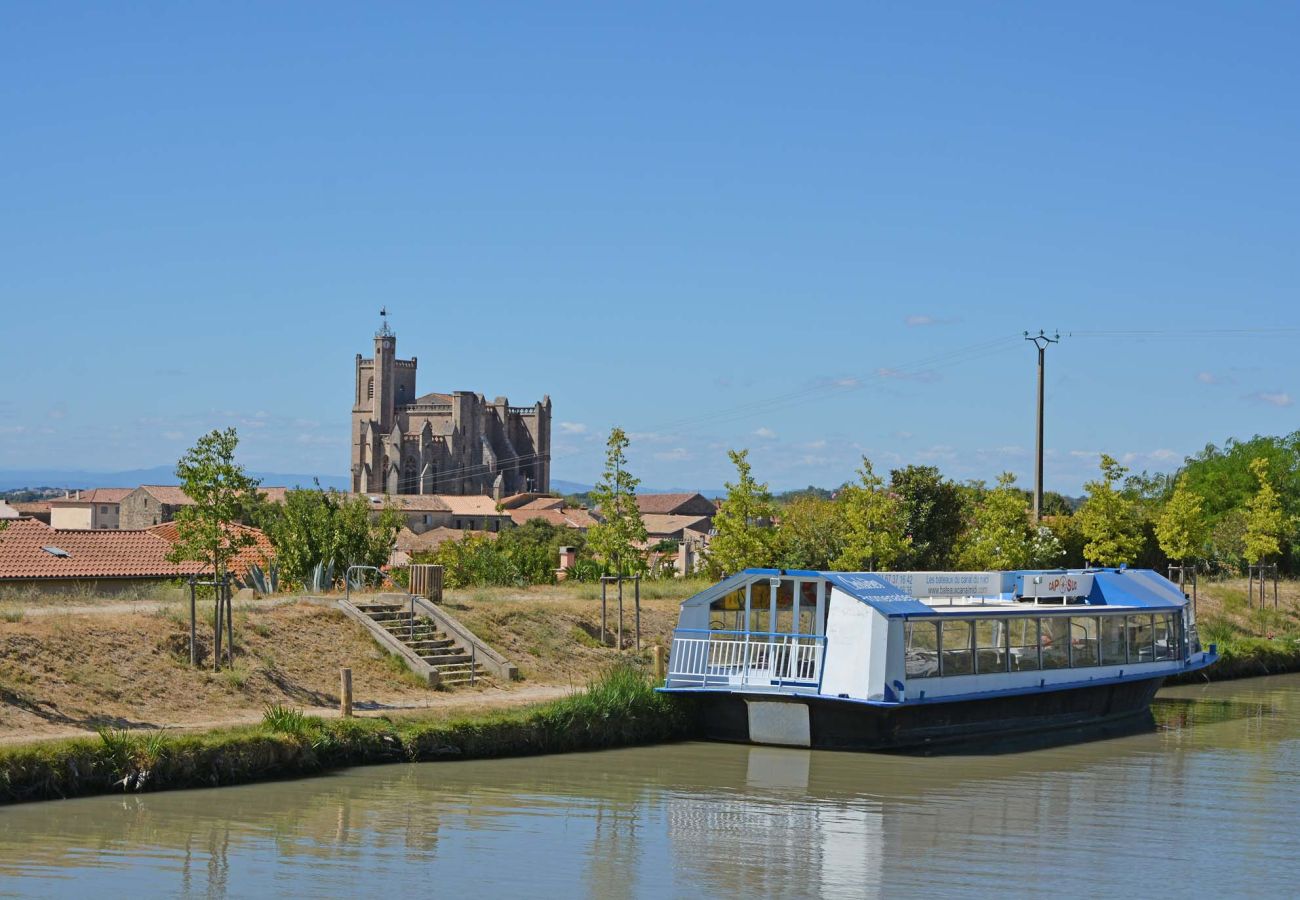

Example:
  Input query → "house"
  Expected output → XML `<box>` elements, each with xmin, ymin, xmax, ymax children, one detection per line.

<box><xmin>0</xmin><ymin>518</ymin><xmax>272</xmax><ymax>593</ymax></box>
<box><xmin>506</xmin><ymin>497</ymin><xmax>598</xmax><ymax>531</ymax></box>
<box><xmin>118</xmin><ymin>485</ymin><xmax>290</xmax><ymax>529</ymax></box>
<box><xmin>47</xmin><ymin>488</ymin><xmax>133</xmax><ymax>530</ymax></box>
<box><xmin>7</xmin><ymin>501</ymin><xmax>51</xmax><ymax>524</ymax></box>
<box><xmin>634</xmin><ymin>492</ymin><xmax>718</xmax><ymax>519</ymax></box>
<box><xmin>363</xmin><ymin>493</ymin><xmax>511</xmax><ymax>534</ymax></box>
<box><xmin>640</xmin><ymin>513</ymin><xmax>714</xmax><ymax>545</ymax></box>
<box><xmin>389</xmin><ymin>526</ymin><xmax>495</xmax><ymax>566</ymax></box>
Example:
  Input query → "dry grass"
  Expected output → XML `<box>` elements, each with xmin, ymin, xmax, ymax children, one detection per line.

<box><xmin>1193</xmin><ymin>577</ymin><xmax>1300</xmax><ymax>644</ymax></box>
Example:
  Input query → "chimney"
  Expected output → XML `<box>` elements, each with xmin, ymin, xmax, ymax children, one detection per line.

<box><xmin>556</xmin><ymin>546</ymin><xmax>577</xmax><ymax>581</ymax></box>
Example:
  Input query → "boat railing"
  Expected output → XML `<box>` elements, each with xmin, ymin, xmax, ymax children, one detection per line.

<box><xmin>667</xmin><ymin>629</ymin><xmax>825</xmax><ymax>691</ymax></box>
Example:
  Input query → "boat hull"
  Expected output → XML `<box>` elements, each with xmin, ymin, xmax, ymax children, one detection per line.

<box><xmin>685</xmin><ymin>676</ymin><xmax>1165</xmax><ymax>753</ymax></box>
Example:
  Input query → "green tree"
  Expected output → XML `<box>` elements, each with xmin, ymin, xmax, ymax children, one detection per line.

<box><xmin>773</xmin><ymin>496</ymin><xmax>846</xmax><ymax>570</ymax></box>
<box><xmin>263</xmin><ymin>488</ymin><xmax>403</xmax><ymax>587</ymax></box>
<box><xmin>166</xmin><ymin>428</ymin><xmax>262</xmax><ymax>581</ymax></box>
<box><xmin>1077</xmin><ymin>454</ymin><xmax>1145</xmax><ymax>566</ymax></box>
<box><xmin>1244</xmin><ymin>457</ymin><xmax>1285</xmax><ymax>565</ymax></box>
<box><xmin>707</xmin><ymin>449</ymin><xmax>777</xmax><ymax>575</ymax></box>
<box><xmin>1154</xmin><ymin>474</ymin><xmax>1208</xmax><ymax>565</ymax></box>
<box><xmin>587</xmin><ymin>427</ymin><xmax>648</xmax><ymax>576</ymax></box>
<box><xmin>955</xmin><ymin>473</ymin><xmax>1035</xmax><ymax>570</ymax></box>
<box><xmin>833</xmin><ymin>457</ymin><xmax>909</xmax><ymax>571</ymax></box>
<box><xmin>890</xmin><ymin>465</ymin><xmax>965</xmax><ymax>570</ymax></box>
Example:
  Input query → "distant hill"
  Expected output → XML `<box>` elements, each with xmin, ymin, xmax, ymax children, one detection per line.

<box><xmin>0</xmin><ymin>467</ymin><xmax>351</xmax><ymax>493</ymax></box>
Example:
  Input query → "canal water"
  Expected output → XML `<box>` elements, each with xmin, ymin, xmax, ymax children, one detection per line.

<box><xmin>3</xmin><ymin>674</ymin><xmax>1299</xmax><ymax>898</ymax></box>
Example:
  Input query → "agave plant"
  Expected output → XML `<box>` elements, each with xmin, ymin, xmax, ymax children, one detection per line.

<box><xmin>306</xmin><ymin>560</ymin><xmax>335</xmax><ymax>594</ymax></box>
<box><xmin>241</xmin><ymin>560</ymin><xmax>280</xmax><ymax>595</ymax></box>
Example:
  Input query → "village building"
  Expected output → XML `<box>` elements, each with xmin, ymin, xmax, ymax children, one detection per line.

<box><xmin>118</xmin><ymin>485</ymin><xmax>290</xmax><ymax>529</ymax></box>
<box><xmin>0</xmin><ymin>517</ymin><xmax>272</xmax><ymax>594</ymax></box>
<box><xmin>633</xmin><ymin>492</ymin><xmax>718</xmax><ymax>519</ymax></box>
<box><xmin>500</xmin><ymin>495</ymin><xmax>598</xmax><ymax>531</ymax></box>
<box><xmin>351</xmin><ymin>320</ymin><xmax>551</xmax><ymax>498</ymax></box>
<box><xmin>47</xmin><ymin>488</ymin><xmax>133</xmax><ymax>530</ymax></box>
<box><xmin>389</xmin><ymin>526</ymin><xmax>495</xmax><ymax>567</ymax></box>
<box><xmin>365</xmin><ymin>493</ymin><xmax>511</xmax><ymax>534</ymax></box>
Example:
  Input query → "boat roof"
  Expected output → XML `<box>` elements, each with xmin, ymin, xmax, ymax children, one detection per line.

<box><xmin>681</xmin><ymin>568</ymin><xmax>1188</xmax><ymax>618</ymax></box>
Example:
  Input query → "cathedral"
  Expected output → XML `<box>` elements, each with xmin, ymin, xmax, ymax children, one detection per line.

<box><xmin>351</xmin><ymin>321</ymin><xmax>551</xmax><ymax>497</ymax></box>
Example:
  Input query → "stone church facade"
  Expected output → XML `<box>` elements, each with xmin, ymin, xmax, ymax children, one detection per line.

<box><xmin>351</xmin><ymin>324</ymin><xmax>551</xmax><ymax>497</ymax></box>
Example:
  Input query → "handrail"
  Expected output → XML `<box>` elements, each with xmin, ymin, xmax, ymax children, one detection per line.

<box><xmin>668</xmin><ymin>631</ymin><xmax>824</xmax><ymax>692</ymax></box>
<box><xmin>345</xmin><ymin>565</ymin><xmax>382</xmax><ymax>604</ymax></box>
<box><xmin>406</xmin><ymin>593</ymin><xmax>518</xmax><ymax>681</ymax></box>
<box><xmin>676</xmin><ymin>628</ymin><xmax>825</xmax><ymax>641</ymax></box>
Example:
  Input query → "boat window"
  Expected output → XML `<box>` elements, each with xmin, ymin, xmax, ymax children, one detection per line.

<box><xmin>708</xmin><ymin>587</ymin><xmax>747</xmax><ymax>632</ymax></box>
<box><xmin>1100</xmin><ymin>615</ymin><xmax>1126</xmax><ymax>665</ymax></box>
<box><xmin>1041</xmin><ymin>617</ymin><xmax>1070</xmax><ymax>670</ymax></box>
<box><xmin>1153</xmin><ymin>613</ymin><xmax>1177</xmax><ymax>661</ymax></box>
<box><xmin>940</xmin><ymin>619</ymin><xmax>974</xmax><ymax>676</ymax></box>
<box><xmin>774</xmin><ymin>579</ymin><xmax>797</xmax><ymax>633</ymax></box>
<box><xmin>905</xmin><ymin>621</ymin><xmax>939</xmax><ymax>678</ymax></box>
<box><xmin>1070</xmin><ymin>617</ymin><xmax>1100</xmax><ymax>667</ymax></box>
<box><xmin>976</xmin><ymin>619</ymin><xmax>1009</xmax><ymax>674</ymax></box>
<box><xmin>1010</xmin><ymin>617</ymin><xmax>1040</xmax><ymax>671</ymax></box>
<box><xmin>1128</xmin><ymin>615</ymin><xmax>1155</xmax><ymax>663</ymax></box>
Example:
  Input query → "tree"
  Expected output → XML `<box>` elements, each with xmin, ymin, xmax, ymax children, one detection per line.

<box><xmin>263</xmin><ymin>488</ymin><xmax>403</xmax><ymax>587</ymax></box>
<box><xmin>1077</xmin><ymin>454</ymin><xmax>1144</xmax><ymax>566</ymax></box>
<box><xmin>166</xmin><ymin>428</ymin><xmax>262</xmax><ymax>581</ymax></box>
<box><xmin>1244</xmin><ymin>457</ymin><xmax>1285</xmax><ymax>565</ymax></box>
<box><xmin>955</xmin><ymin>473</ymin><xmax>1035</xmax><ymax>570</ymax></box>
<box><xmin>833</xmin><ymin>457</ymin><xmax>909</xmax><ymax>571</ymax></box>
<box><xmin>587</xmin><ymin>427</ymin><xmax>648</xmax><ymax>576</ymax></box>
<box><xmin>1155</xmin><ymin>474</ymin><xmax>1208</xmax><ymax>566</ymax></box>
<box><xmin>773</xmin><ymin>496</ymin><xmax>846</xmax><ymax>570</ymax></box>
<box><xmin>890</xmin><ymin>465</ymin><xmax>965</xmax><ymax>570</ymax></box>
<box><xmin>707</xmin><ymin>449</ymin><xmax>777</xmax><ymax>575</ymax></box>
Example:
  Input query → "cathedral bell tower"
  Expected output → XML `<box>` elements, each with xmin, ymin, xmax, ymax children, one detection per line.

<box><xmin>372</xmin><ymin>311</ymin><xmax>396</xmax><ymax>432</ymax></box>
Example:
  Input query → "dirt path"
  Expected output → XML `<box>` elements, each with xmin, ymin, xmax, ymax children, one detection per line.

<box><xmin>0</xmin><ymin>683</ymin><xmax>573</xmax><ymax>746</ymax></box>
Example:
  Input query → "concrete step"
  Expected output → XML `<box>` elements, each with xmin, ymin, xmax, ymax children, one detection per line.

<box><xmin>421</xmin><ymin>651</ymin><xmax>471</xmax><ymax>664</ymax></box>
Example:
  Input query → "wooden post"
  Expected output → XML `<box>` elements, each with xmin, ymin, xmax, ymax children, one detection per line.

<box><xmin>188</xmin><ymin>578</ymin><xmax>197</xmax><ymax>667</ymax></box>
<box><xmin>213</xmin><ymin>582</ymin><xmax>223</xmax><ymax>672</ymax></box>
<box><xmin>617</xmin><ymin>575</ymin><xmax>624</xmax><ymax>651</ymax></box>
<box><xmin>340</xmin><ymin>668</ymin><xmax>353</xmax><ymax>718</ymax></box>
<box><xmin>601</xmin><ymin>578</ymin><xmax>608</xmax><ymax>645</ymax></box>
<box><xmin>653</xmin><ymin>644</ymin><xmax>665</xmax><ymax>682</ymax></box>
<box><xmin>635</xmin><ymin>575</ymin><xmax>641</xmax><ymax>652</ymax></box>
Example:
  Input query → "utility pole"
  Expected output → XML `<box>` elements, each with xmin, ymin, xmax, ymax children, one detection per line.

<box><xmin>1024</xmin><ymin>330</ymin><xmax>1060</xmax><ymax>523</ymax></box>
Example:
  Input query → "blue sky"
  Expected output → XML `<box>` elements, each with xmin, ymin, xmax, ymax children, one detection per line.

<box><xmin>2</xmin><ymin>2</ymin><xmax>1297</xmax><ymax>493</ymax></box>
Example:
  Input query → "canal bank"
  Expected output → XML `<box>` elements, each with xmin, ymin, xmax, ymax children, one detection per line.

<box><xmin>4</xmin><ymin>637</ymin><xmax>1299</xmax><ymax>807</ymax></box>
<box><xmin>0</xmin><ymin>665</ymin><xmax>693</xmax><ymax>806</ymax></box>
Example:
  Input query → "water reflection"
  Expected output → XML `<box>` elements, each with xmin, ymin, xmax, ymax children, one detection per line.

<box><xmin>2</xmin><ymin>674</ymin><xmax>1299</xmax><ymax>898</ymax></box>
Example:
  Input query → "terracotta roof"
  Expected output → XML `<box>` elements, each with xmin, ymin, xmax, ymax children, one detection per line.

<box><xmin>356</xmin><ymin>493</ymin><xmax>506</xmax><ymax>516</ymax></box>
<box><xmin>641</xmin><ymin>513</ymin><xmax>714</xmax><ymax>538</ymax></box>
<box><xmin>414</xmin><ymin>392</ymin><xmax>453</xmax><ymax>404</ymax></box>
<box><xmin>508</xmin><ymin>506</ymin><xmax>598</xmax><ymax>530</ymax></box>
<box><xmin>145</xmin><ymin>522</ymin><xmax>274</xmax><ymax>577</ymax></box>
<box><xmin>48</xmin><ymin>488</ymin><xmax>134</xmax><ymax>506</ymax></box>
<box><xmin>0</xmin><ymin>518</ymin><xmax>204</xmax><ymax>580</ymax></box>
<box><xmin>497</xmin><ymin>492</ymin><xmax>561</xmax><ymax>510</ymax></box>
<box><xmin>634</xmin><ymin>492</ymin><xmax>715</xmax><ymax>515</ymax></box>
<box><xmin>394</xmin><ymin>526</ymin><xmax>495</xmax><ymax>553</ymax></box>
<box><xmin>520</xmin><ymin>497</ymin><xmax>565</xmax><ymax>510</ymax></box>
<box><xmin>10</xmin><ymin>501</ymin><xmax>51</xmax><ymax>514</ymax></box>
<box><xmin>133</xmin><ymin>485</ymin><xmax>289</xmax><ymax>506</ymax></box>
<box><xmin>439</xmin><ymin>495</ymin><xmax>504</xmax><ymax>516</ymax></box>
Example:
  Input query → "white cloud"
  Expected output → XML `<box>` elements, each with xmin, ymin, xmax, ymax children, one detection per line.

<box><xmin>802</xmin><ymin>439</ymin><xmax>827</xmax><ymax>450</ymax></box>
<box><xmin>754</xmin><ymin>427</ymin><xmax>777</xmax><ymax>440</ymax></box>
<box><xmin>1149</xmin><ymin>448</ymin><xmax>1179</xmax><ymax>461</ymax></box>
<box><xmin>1248</xmin><ymin>391</ymin><xmax>1294</xmax><ymax>408</ymax></box>
<box><xmin>654</xmin><ymin>448</ymin><xmax>691</xmax><ymax>462</ymax></box>
<box><xmin>1069</xmin><ymin>450</ymin><xmax>1101</xmax><ymax>459</ymax></box>
<box><xmin>162</xmin><ymin>431</ymin><xmax>184</xmax><ymax>441</ymax></box>
<box><xmin>559</xmin><ymin>421</ymin><xmax>587</xmax><ymax>434</ymax></box>
<box><xmin>1195</xmin><ymin>371</ymin><xmax>1229</xmax><ymax>385</ymax></box>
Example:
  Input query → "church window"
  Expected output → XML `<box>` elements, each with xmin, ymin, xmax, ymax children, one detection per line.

<box><xmin>367</xmin><ymin>377</ymin><xmax>374</xmax><ymax>400</ymax></box>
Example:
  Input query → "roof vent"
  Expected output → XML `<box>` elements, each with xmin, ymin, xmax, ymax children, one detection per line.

<box><xmin>41</xmin><ymin>546</ymin><xmax>70</xmax><ymax>558</ymax></box>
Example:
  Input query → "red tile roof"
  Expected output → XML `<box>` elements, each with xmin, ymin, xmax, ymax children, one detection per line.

<box><xmin>640</xmin><ymin>513</ymin><xmax>714</xmax><ymax>538</ymax></box>
<box><xmin>634</xmin><ymin>492</ymin><xmax>716</xmax><ymax>515</ymax></box>
<box><xmin>131</xmin><ymin>484</ymin><xmax>290</xmax><ymax>506</ymax></box>
<box><xmin>145</xmin><ymin>522</ymin><xmax>274</xmax><ymax>577</ymax></box>
<box><xmin>47</xmin><ymin>488</ymin><xmax>134</xmax><ymax>506</ymax></box>
<box><xmin>394</xmin><ymin>526</ymin><xmax>495</xmax><ymax>553</ymax></box>
<box><xmin>507</xmin><ymin>506</ymin><xmax>598</xmax><ymax>530</ymax></box>
<box><xmin>0</xmin><ymin>518</ymin><xmax>204</xmax><ymax>580</ymax></box>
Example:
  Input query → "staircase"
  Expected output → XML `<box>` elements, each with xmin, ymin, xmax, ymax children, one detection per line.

<box><xmin>354</xmin><ymin>600</ymin><xmax>487</xmax><ymax>686</ymax></box>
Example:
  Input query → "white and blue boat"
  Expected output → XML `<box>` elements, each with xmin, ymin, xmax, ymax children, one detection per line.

<box><xmin>661</xmin><ymin>567</ymin><xmax>1218</xmax><ymax>751</ymax></box>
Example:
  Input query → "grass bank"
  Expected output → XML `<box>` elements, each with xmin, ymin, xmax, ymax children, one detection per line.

<box><xmin>1166</xmin><ymin>636</ymin><xmax>1300</xmax><ymax>685</ymax></box>
<box><xmin>0</xmin><ymin>664</ymin><xmax>695</xmax><ymax>806</ymax></box>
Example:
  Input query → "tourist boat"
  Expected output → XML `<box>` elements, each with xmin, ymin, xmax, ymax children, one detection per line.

<box><xmin>660</xmin><ymin>568</ymin><xmax>1218</xmax><ymax>751</ymax></box>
